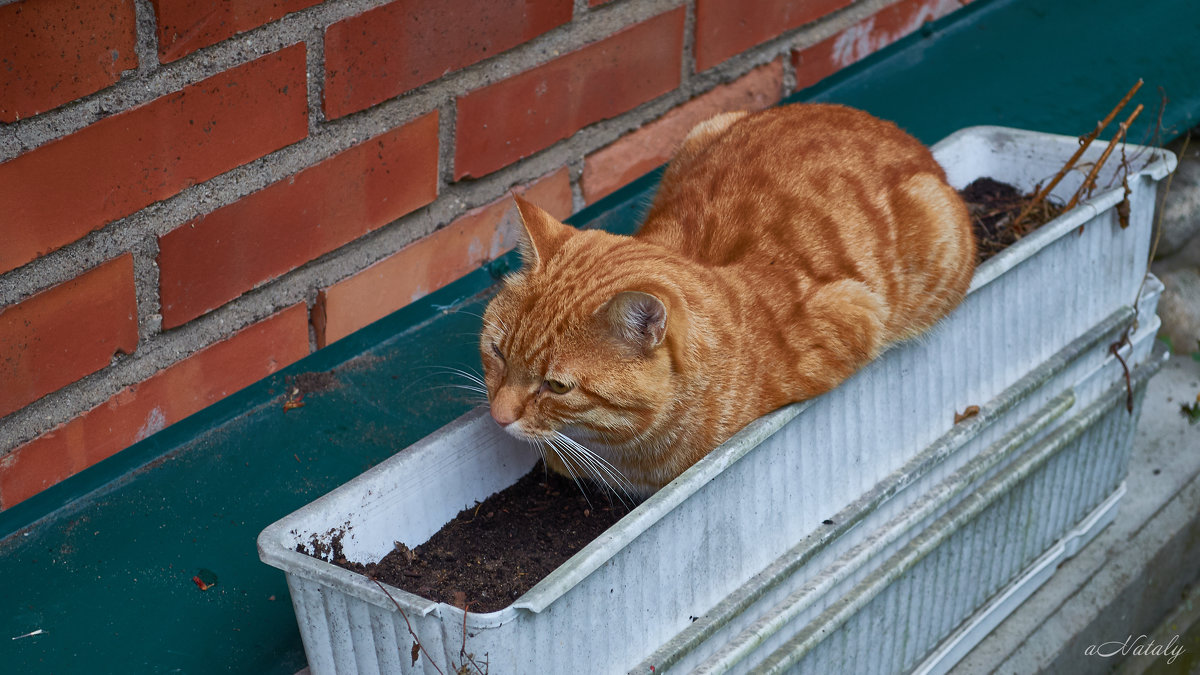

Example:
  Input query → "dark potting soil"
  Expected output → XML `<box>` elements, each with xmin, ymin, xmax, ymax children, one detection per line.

<box><xmin>299</xmin><ymin>176</ymin><xmax>1060</xmax><ymax>614</ymax></box>
<box><xmin>303</xmin><ymin>464</ymin><xmax>637</xmax><ymax>613</ymax></box>
<box><xmin>960</xmin><ymin>176</ymin><xmax>1064</xmax><ymax>264</ymax></box>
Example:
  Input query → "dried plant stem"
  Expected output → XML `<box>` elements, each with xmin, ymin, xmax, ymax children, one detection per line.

<box><xmin>1148</xmin><ymin>130</ymin><xmax>1190</xmax><ymax>267</ymax></box>
<box><xmin>460</xmin><ymin>603</ymin><xmax>487</xmax><ymax>675</ymax></box>
<box><xmin>1136</xmin><ymin>129</ymin><xmax>1191</xmax><ymax>315</ymax></box>
<box><xmin>372</xmin><ymin>577</ymin><xmax>446</xmax><ymax>675</ymax></box>
<box><xmin>1111</xmin><ymin>339</ymin><xmax>1135</xmax><ymax>413</ymax></box>
<box><xmin>1011</xmin><ymin>79</ymin><xmax>1143</xmax><ymax>231</ymax></box>
<box><xmin>1064</xmin><ymin>103</ymin><xmax>1144</xmax><ymax>211</ymax></box>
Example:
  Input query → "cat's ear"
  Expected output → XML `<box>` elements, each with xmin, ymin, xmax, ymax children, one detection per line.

<box><xmin>605</xmin><ymin>291</ymin><xmax>668</xmax><ymax>352</ymax></box>
<box><xmin>513</xmin><ymin>195</ymin><xmax>571</xmax><ymax>270</ymax></box>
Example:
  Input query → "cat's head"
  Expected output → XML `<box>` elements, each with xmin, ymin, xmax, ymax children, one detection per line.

<box><xmin>479</xmin><ymin>197</ymin><xmax>681</xmax><ymax>447</ymax></box>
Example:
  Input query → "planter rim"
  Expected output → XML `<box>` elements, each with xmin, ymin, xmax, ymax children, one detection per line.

<box><xmin>257</xmin><ymin>125</ymin><xmax>1175</xmax><ymax>626</ymax></box>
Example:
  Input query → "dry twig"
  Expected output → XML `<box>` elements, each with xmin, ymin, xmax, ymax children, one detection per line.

<box><xmin>1010</xmin><ymin>79</ymin><xmax>1143</xmax><ymax>234</ymax></box>
<box><xmin>1147</xmin><ymin>130</ymin><xmax>1190</xmax><ymax>269</ymax></box>
<box><xmin>459</xmin><ymin>603</ymin><xmax>487</xmax><ymax>675</ymax></box>
<box><xmin>1134</xmin><ymin>129</ymin><xmax>1191</xmax><ymax>327</ymax></box>
<box><xmin>1065</xmin><ymin>103</ymin><xmax>1144</xmax><ymax>212</ymax></box>
<box><xmin>371</xmin><ymin>577</ymin><xmax>445</xmax><ymax>675</ymax></box>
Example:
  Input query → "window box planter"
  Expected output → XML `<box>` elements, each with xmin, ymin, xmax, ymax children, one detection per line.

<box><xmin>257</xmin><ymin>127</ymin><xmax>1174</xmax><ymax>674</ymax></box>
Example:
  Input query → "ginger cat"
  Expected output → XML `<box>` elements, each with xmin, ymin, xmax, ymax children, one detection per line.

<box><xmin>480</xmin><ymin>103</ymin><xmax>975</xmax><ymax>496</ymax></box>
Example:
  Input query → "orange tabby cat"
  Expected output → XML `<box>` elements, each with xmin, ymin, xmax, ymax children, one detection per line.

<box><xmin>480</xmin><ymin>103</ymin><xmax>975</xmax><ymax>495</ymax></box>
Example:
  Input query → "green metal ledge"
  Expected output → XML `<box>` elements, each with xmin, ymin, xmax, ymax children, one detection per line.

<box><xmin>2</xmin><ymin>0</ymin><xmax>1197</xmax><ymax>672</ymax></box>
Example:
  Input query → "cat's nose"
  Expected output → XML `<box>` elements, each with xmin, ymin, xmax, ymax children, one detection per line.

<box><xmin>490</xmin><ymin>398</ymin><xmax>520</xmax><ymax>426</ymax></box>
<box><xmin>491</xmin><ymin>386</ymin><xmax>526</xmax><ymax>426</ymax></box>
<box><xmin>491</xmin><ymin>407</ymin><xmax>518</xmax><ymax>427</ymax></box>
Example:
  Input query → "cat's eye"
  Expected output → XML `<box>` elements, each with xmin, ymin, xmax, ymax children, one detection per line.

<box><xmin>545</xmin><ymin>379</ymin><xmax>572</xmax><ymax>395</ymax></box>
<box><xmin>490</xmin><ymin>342</ymin><xmax>505</xmax><ymax>361</ymax></box>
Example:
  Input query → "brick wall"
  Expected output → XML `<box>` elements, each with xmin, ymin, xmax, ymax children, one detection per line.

<box><xmin>0</xmin><ymin>0</ymin><xmax>969</xmax><ymax>508</ymax></box>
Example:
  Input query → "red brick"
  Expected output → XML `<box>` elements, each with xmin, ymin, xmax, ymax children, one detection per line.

<box><xmin>0</xmin><ymin>254</ymin><xmax>138</xmax><ymax>420</ymax></box>
<box><xmin>152</xmin><ymin>0</ymin><xmax>325</xmax><ymax>63</ymax></box>
<box><xmin>158</xmin><ymin>112</ymin><xmax>439</xmax><ymax>329</ymax></box>
<box><xmin>0</xmin><ymin>303</ymin><xmax>309</xmax><ymax>509</ymax></box>
<box><xmin>313</xmin><ymin>168</ymin><xmax>572</xmax><ymax>347</ymax></box>
<box><xmin>694</xmin><ymin>0</ymin><xmax>851</xmax><ymax>72</ymax></box>
<box><xmin>792</xmin><ymin>0</ymin><xmax>966</xmax><ymax>90</ymax></box>
<box><xmin>0</xmin><ymin>0</ymin><xmax>138</xmax><ymax>122</ymax></box>
<box><xmin>582</xmin><ymin>59</ymin><xmax>783</xmax><ymax>203</ymax></box>
<box><xmin>0</xmin><ymin>45</ymin><xmax>308</xmax><ymax>276</ymax></box>
<box><xmin>791</xmin><ymin>38</ymin><xmax>840</xmax><ymax>92</ymax></box>
<box><xmin>455</xmin><ymin>8</ymin><xmax>685</xmax><ymax>179</ymax></box>
<box><xmin>324</xmin><ymin>0</ymin><xmax>572</xmax><ymax>119</ymax></box>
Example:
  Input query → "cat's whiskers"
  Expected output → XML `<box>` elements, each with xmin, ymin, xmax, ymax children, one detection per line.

<box><xmin>421</xmin><ymin>365</ymin><xmax>488</xmax><ymax>391</ymax></box>
<box><xmin>452</xmin><ymin>331</ymin><xmax>493</xmax><ymax>343</ymax></box>
<box><xmin>442</xmin><ymin>383</ymin><xmax>488</xmax><ymax>396</ymax></box>
<box><xmin>553</xmin><ymin>431</ymin><xmax>637</xmax><ymax>506</ymax></box>
<box><xmin>540</xmin><ymin>436</ymin><xmax>594</xmax><ymax>510</ymax></box>
<box><xmin>547</xmin><ymin>434</ymin><xmax>601</xmax><ymax>498</ymax></box>
<box><xmin>408</xmin><ymin>364</ymin><xmax>484</xmax><ymax>378</ymax></box>
<box><xmin>433</xmin><ymin>365</ymin><xmax>487</xmax><ymax>385</ymax></box>
<box><xmin>452</xmin><ymin>309</ymin><xmax>508</xmax><ymax>338</ymax></box>
<box><xmin>402</xmin><ymin>365</ymin><xmax>490</xmax><ymax>404</ymax></box>
<box><xmin>525</xmin><ymin>438</ymin><xmax>549</xmax><ymax>471</ymax></box>
<box><xmin>574</xmin><ymin>421</ymin><xmax>642</xmax><ymax>458</ymax></box>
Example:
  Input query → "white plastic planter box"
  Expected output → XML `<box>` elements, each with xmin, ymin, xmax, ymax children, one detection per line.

<box><xmin>258</xmin><ymin>127</ymin><xmax>1174</xmax><ymax>675</ymax></box>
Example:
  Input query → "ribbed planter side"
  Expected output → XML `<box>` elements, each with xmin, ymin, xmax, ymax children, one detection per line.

<box><xmin>685</xmin><ymin>313</ymin><xmax>1161</xmax><ymax>674</ymax></box>
<box><xmin>644</xmin><ymin>285</ymin><xmax>1163</xmax><ymax>674</ymax></box>
<box><xmin>757</xmin><ymin>359</ymin><xmax>1157</xmax><ymax>675</ymax></box>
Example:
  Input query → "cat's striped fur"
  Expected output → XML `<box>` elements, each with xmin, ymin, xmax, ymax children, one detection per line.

<box><xmin>480</xmin><ymin>103</ymin><xmax>975</xmax><ymax>495</ymax></box>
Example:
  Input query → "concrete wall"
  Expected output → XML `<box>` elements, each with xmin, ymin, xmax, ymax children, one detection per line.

<box><xmin>0</xmin><ymin>0</ymin><xmax>971</xmax><ymax>508</ymax></box>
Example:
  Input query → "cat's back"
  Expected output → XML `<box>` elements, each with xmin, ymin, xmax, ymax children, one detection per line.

<box><xmin>640</xmin><ymin>104</ymin><xmax>951</xmax><ymax>258</ymax></box>
<box><xmin>698</xmin><ymin>103</ymin><xmax>943</xmax><ymax>182</ymax></box>
<box><xmin>639</xmin><ymin>102</ymin><xmax>975</xmax><ymax>341</ymax></box>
